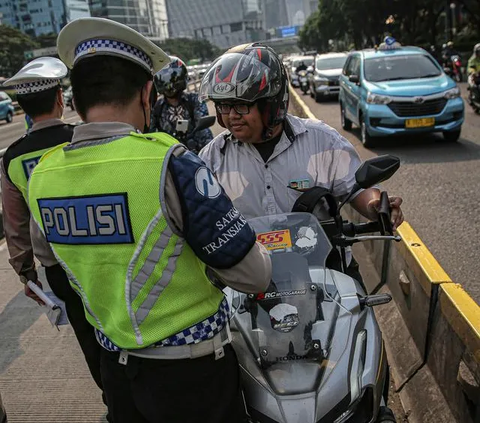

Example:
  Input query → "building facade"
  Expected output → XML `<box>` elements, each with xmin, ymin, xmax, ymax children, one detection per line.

<box><xmin>89</xmin><ymin>0</ymin><xmax>168</xmax><ymax>40</ymax></box>
<box><xmin>0</xmin><ymin>0</ymin><xmax>90</xmax><ymax>37</ymax></box>
<box><xmin>166</xmin><ymin>0</ymin><xmax>265</xmax><ymax>49</ymax></box>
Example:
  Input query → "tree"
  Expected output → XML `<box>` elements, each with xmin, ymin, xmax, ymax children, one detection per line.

<box><xmin>0</xmin><ymin>25</ymin><xmax>39</xmax><ymax>77</ymax></box>
<box><xmin>35</xmin><ymin>33</ymin><xmax>57</xmax><ymax>48</ymax></box>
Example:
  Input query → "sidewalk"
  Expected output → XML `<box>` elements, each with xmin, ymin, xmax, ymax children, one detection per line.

<box><xmin>0</xmin><ymin>241</ymin><xmax>107</xmax><ymax>422</ymax></box>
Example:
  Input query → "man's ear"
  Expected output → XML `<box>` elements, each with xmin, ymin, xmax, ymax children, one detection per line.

<box><xmin>57</xmin><ymin>88</ymin><xmax>64</xmax><ymax>108</ymax></box>
<box><xmin>141</xmin><ymin>80</ymin><xmax>154</xmax><ymax>111</ymax></box>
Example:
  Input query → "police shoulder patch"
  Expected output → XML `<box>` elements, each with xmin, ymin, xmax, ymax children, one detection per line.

<box><xmin>38</xmin><ymin>193</ymin><xmax>134</xmax><ymax>245</ymax></box>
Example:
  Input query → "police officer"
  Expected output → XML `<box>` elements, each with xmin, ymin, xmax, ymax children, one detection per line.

<box><xmin>27</xmin><ymin>18</ymin><xmax>271</xmax><ymax>423</ymax></box>
<box><xmin>1</xmin><ymin>58</ymin><xmax>109</xmax><ymax>418</ymax></box>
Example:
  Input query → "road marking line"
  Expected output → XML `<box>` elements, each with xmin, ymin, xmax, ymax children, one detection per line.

<box><xmin>289</xmin><ymin>84</ymin><xmax>317</xmax><ymax>120</ymax></box>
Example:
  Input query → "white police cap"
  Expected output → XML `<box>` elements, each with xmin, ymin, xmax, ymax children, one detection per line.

<box><xmin>57</xmin><ymin>17</ymin><xmax>170</xmax><ymax>74</ymax></box>
<box><xmin>3</xmin><ymin>57</ymin><xmax>67</xmax><ymax>95</ymax></box>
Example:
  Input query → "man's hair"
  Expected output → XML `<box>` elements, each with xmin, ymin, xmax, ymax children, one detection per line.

<box><xmin>17</xmin><ymin>86</ymin><xmax>60</xmax><ymax>118</ymax></box>
<box><xmin>71</xmin><ymin>56</ymin><xmax>151</xmax><ymax>117</ymax></box>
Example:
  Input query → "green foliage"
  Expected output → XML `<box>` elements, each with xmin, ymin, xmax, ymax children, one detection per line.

<box><xmin>35</xmin><ymin>33</ymin><xmax>57</xmax><ymax>48</ymax></box>
<box><xmin>155</xmin><ymin>38</ymin><xmax>222</xmax><ymax>63</ymax></box>
<box><xmin>300</xmin><ymin>0</ymin><xmax>479</xmax><ymax>52</ymax></box>
<box><xmin>0</xmin><ymin>25</ymin><xmax>39</xmax><ymax>77</ymax></box>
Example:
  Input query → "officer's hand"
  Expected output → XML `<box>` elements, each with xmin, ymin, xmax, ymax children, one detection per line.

<box><xmin>24</xmin><ymin>280</ymin><xmax>45</xmax><ymax>306</ymax></box>
<box><xmin>368</xmin><ymin>196</ymin><xmax>404</xmax><ymax>231</ymax></box>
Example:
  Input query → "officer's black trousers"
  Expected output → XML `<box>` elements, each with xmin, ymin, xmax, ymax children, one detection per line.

<box><xmin>44</xmin><ymin>264</ymin><xmax>104</xmax><ymax>392</ymax></box>
<box><xmin>100</xmin><ymin>344</ymin><xmax>248</xmax><ymax>423</ymax></box>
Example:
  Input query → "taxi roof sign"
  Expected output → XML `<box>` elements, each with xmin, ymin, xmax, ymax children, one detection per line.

<box><xmin>378</xmin><ymin>36</ymin><xmax>401</xmax><ymax>51</ymax></box>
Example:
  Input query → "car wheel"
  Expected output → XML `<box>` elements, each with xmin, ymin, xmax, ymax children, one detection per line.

<box><xmin>315</xmin><ymin>92</ymin><xmax>323</xmax><ymax>103</ymax></box>
<box><xmin>442</xmin><ymin>129</ymin><xmax>461</xmax><ymax>142</ymax></box>
<box><xmin>340</xmin><ymin>103</ymin><xmax>352</xmax><ymax>131</ymax></box>
<box><xmin>360</xmin><ymin>117</ymin><xmax>376</xmax><ymax>147</ymax></box>
<box><xmin>5</xmin><ymin>112</ymin><xmax>13</xmax><ymax>124</ymax></box>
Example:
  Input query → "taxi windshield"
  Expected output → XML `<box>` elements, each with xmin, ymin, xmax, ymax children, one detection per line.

<box><xmin>364</xmin><ymin>54</ymin><xmax>441</xmax><ymax>82</ymax></box>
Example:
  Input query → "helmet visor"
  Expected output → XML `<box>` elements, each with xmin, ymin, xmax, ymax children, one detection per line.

<box><xmin>199</xmin><ymin>52</ymin><xmax>282</xmax><ymax>103</ymax></box>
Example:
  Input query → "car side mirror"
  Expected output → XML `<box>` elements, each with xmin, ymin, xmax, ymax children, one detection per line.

<box><xmin>307</xmin><ymin>66</ymin><xmax>314</xmax><ymax>74</ymax></box>
<box><xmin>354</xmin><ymin>155</ymin><xmax>400</xmax><ymax>189</ymax></box>
<box><xmin>349</xmin><ymin>75</ymin><xmax>360</xmax><ymax>84</ymax></box>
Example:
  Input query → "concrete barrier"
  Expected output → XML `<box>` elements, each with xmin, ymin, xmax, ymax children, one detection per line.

<box><xmin>289</xmin><ymin>84</ymin><xmax>480</xmax><ymax>423</ymax></box>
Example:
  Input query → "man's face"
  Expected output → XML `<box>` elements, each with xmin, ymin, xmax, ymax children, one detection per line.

<box><xmin>217</xmin><ymin>102</ymin><xmax>264</xmax><ymax>143</ymax></box>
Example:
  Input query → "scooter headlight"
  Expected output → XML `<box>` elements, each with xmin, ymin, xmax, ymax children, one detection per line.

<box><xmin>444</xmin><ymin>87</ymin><xmax>461</xmax><ymax>99</ymax></box>
<box><xmin>367</xmin><ymin>92</ymin><xmax>392</xmax><ymax>104</ymax></box>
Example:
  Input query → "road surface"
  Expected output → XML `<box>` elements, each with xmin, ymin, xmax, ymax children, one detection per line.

<box><xmin>295</xmin><ymin>83</ymin><xmax>480</xmax><ymax>303</ymax></box>
<box><xmin>0</xmin><ymin>110</ymin><xmax>80</xmax><ymax>151</ymax></box>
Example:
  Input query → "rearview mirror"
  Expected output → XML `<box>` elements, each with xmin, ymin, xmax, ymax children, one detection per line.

<box><xmin>355</xmin><ymin>155</ymin><xmax>400</xmax><ymax>189</ymax></box>
<box><xmin>193</xmin><ymin>116</ymin><xmax>216</xmax><ymax>134</ymax></box>
<box><xmin>349</xmin><ymin>75</ymin><xmax>360</xmax><ymax>84</ymax></box>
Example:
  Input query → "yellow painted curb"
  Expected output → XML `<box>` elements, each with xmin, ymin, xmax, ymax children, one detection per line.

<box><xmin>289</xmin><ymin>83</ymin><xmax>317</xmax><ymax>120</ymax></box>
<box><xmin>440</xmin><ymin>283</ymin><xmax>480</xmax><ymax>364</ymax></box>
<box><xmin>396</xmin><ymin>222</ymin><xmax>452</xmax><ymax>294</ymax></box>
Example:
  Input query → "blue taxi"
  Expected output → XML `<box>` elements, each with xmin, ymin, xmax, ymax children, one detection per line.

<box><xmin>339</xmin><ymin>38</ymin><xmax>464</xmax><ymax>147</ymax></box>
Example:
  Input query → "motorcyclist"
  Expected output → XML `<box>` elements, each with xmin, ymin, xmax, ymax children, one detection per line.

<box><xmin>467</xmin><ymin>43</ymin><xmax>480</xmax><ymax>87</ymax></box>
<box><xmin>442</xmin><ymin>41</ymin><xmax>459</xmax><ymax>68</ymax></box>
<box><xmin>295</xmin><ymin>60</ymin><xmax>308</xmax><ymax>73</ymax></box>
<box><xmin>198</xmin><ymin>43</ymin><xmax>404</xmax><ymax>281</ymax></box>
<box><xmin>150</xmin><ymin>56</ymin><xmax>213</xmax><ymax>151</ymax></box>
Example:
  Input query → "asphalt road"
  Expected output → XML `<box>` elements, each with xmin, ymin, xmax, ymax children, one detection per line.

<box><xmin>0</xmin><ymin>109</ymin><xmax>80</xmax><ymax>150</ymax></box>
<box><xmin>295</xmin><ymin>83</ymin><xmax>480</xmax><ymax>303</ymax></box>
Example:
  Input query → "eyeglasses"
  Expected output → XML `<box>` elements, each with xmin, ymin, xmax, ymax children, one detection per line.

<box><xmin>215</xmin><ymin>103</ymin><xmax>251</xmax><ymax>115</ymax></box>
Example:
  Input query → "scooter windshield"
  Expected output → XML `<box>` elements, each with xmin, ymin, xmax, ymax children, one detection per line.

<box><xmin>232</xmin><ymin>213</ymin><xmax>353</xmax><ymax>394</ymax></box>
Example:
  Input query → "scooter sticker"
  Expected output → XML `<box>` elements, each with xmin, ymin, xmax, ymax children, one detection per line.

<box><xmin>257</xmin><ymin>229</ymin><xmax>292</xmax><ymax>250</ymax></box>
<box><xmin>269</xmin><ymin>303</ymin><xmax>300</xmax><ymax>333</ymax></box>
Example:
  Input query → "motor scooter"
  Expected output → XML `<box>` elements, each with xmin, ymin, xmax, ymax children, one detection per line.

<box><xmin>467</xmin><ymin>74</ymin><xmax>480</xmax><ymax>114</ymax></box>
<box><xmin>444</xmin><ymin>55</ymin><xmax>463</xmax><ymax>82</ymax></box>
<box><xmin>298</xmin><ymin>70</ymin><xmax>310</xmax><ymax>95</ymax></box>
<box><xmin>228</xmin><ymin>155</ymin><xmax>401</xmax><ymax>423</ymax></box>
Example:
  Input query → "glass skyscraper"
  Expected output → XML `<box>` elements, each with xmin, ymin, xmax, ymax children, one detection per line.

<box><xmin>166</xmin><ymin>0</ymin><xmax>265</xmax><ymax>49</ymax></box>
<box><xmin>0</xmin><ymin>0</ymin><xmax>90</xmax><ymax>37</ymax></box>
<box><xmin>89</xmin><ymin>0</ymin><xmax>168</xmax><ymax>39</ymax></box>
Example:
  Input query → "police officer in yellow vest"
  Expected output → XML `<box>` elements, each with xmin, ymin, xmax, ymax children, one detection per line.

<box><xmin>1</xmin><ymin>58</ymin><xmax>110</xmax><ymax>418</ymax></box>
<box><xmin>27</xmin><ymin>18</ymin><xmax>272</xmax><ymax>423</ymax></box>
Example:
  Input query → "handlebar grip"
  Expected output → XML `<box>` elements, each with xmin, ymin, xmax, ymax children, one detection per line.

<box><xmin>378</xmin><ymin>191</ymin><xmax>393</xmax><ymax>235</ymax></box>
<box><xmin>350</xmin><ymin>221</ymin><xmax>380</xmax><ymax>235</ymax></box>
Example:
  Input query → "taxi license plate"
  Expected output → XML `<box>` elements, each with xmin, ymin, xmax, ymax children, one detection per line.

<box><xmin>405</xmin><ymin>117</ymin><xmax>435</xmax><ymax>128</ymax></box>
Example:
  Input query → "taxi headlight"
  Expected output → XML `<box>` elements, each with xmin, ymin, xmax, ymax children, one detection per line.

<box><xmin>367</xmin><ymin>92</ymin><xmax>392</xmax><ymax>104</ymax></box>
<box><xmin>444</xmin><ymin>87</ymin><xmax>460</xmax><ymax>99</ymax></box>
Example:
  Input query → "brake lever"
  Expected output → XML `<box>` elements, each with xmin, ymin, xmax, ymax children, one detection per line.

<box><xmin>332</xmin><ymin>234</ymin><xmax>401</xmax><ymax>247</ymax></box>
<box><xmin>378</xmin><ymin>191</ymin><xmax>393</xmax><ymax>236</ymax></box>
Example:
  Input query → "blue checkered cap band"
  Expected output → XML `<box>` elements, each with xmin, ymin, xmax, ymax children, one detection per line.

<box><xmin>14</xmin><ymin>79</ymin><xmax>60</xmax><ymax>95</ymax></box>
<box><xmin>75</xmin><ymin>39</ymin><xmax>153</xmax><ymax>73</ymax></box>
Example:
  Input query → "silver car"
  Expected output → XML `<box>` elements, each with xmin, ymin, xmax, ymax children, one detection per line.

<box><xmin>308</xmin><ymin>53</ymin><xmax>347</xmax><ymax>102</ymax></box>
